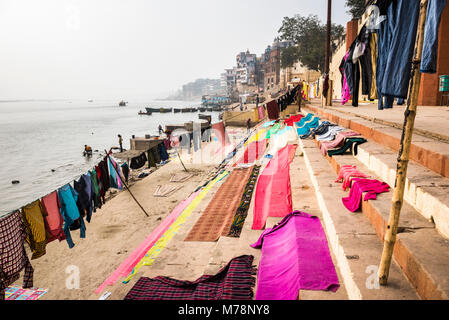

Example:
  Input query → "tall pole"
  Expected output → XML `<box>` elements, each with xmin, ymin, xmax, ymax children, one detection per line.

<box><xmin>324</xmin><ymin>0</ymin><xmax>332</xmax><ymax>106</ymax></box>
<box><xmin>378</xmin><ymin>0</ymin><xmax>429</xmax><ymax>285</ymax></box>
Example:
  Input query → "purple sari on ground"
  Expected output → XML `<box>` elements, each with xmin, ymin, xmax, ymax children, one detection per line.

<box><xmin>251</xmin><ymin>211</ymin><xmax>340</xmax><ymax>300</ymax></box>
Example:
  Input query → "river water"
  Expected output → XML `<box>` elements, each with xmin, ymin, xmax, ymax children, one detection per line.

<box><xmin>0</xmin><ymin>99</ymin><xmax>222</xmax><ymax>216</ymax></box>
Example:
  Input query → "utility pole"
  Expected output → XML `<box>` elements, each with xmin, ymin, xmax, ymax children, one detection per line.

<box><xmin>324</xmin><ymin>0</ymin><xmax>332</xmax><ymax>106</ymax></box>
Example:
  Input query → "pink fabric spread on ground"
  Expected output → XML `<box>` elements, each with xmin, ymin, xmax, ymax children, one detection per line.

<box><xmin>335</xmin><ymin>165</ymin><xmax>370</xmax><ymax>190</ymax></box>
<box><xmin>94</xmin><ymin>191</ymin><xmax>200</xmax><ymax>294</ymax></box>
<box><xmin>251</xmin><ymin>211</ymin><xmax>340</xmax><ymax>300</ymax></box>
<box><xmin>342</xmin><ymin>178</ymin><xmax>390</xmax><ymax>212</ymax></box>
<box><xmin>252</xmin><ymin>144</ymin><xmax>297</xmax><ymax>230</ymax></box>
<box><xmin>320</xmin><ymin>131</ymin><xmax>360</xmax><ymax>156</ymax></box>
<box><xmin>235</xmin><ymin>140</ymin><xmax>266</xmax><ymax>165</ymax></box>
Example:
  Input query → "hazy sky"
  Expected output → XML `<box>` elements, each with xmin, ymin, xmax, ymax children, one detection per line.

<box><xmin>0</xmin><ymin>0</ymin><xmax>351</xmax><ymax>101</ymax></box>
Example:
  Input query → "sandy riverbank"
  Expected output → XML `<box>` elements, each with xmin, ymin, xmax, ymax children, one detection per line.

<box><xmin>12</xmin><ymin>128</ymin><xmax>249</xmax><ymax>300</ymax></box>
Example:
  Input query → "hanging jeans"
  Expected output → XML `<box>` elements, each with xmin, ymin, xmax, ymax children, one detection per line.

<box><xmin>381</xmin><ymin>0</ymin><xmax>421</xmax><ymax>99</ymax></box>
<box><xmin>421</xmin><ymin>0</ymin><xmax>447</xmax><ymax>73</ymax></box>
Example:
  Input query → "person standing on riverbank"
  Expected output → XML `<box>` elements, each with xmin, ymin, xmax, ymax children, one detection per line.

<box><xmin>118</xmin><ymin>134</ymin><xmax>123</xmax><ymax>152</ymax></box>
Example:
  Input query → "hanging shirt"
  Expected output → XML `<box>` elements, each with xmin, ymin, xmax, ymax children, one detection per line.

<box><xmin>58</xmin><ymin>184</ymin><xmax>86</xmax><ymax>249</ymax></box>
<box><xmin>21</xmin><ymin>200</ymin><xmax>48</xmax><ymax>260</ymax></box>
<box><xmin>41</xmin><ymin>191</ymin><xmax>66</xmax><ymax>243</ymax></box>
<box><xmin>0</xmin><ymin>210</ymin><xmax>34</xmax><ymax>300</ymax></box>
<box><xmin>130</xmin><ymin>152</ymin><xmax>147</xmax><ymax>170</ymax></box>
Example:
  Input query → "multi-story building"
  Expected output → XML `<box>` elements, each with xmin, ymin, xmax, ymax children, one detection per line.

<box><xmin>262</xmin><ymin>38</ymin><xmax>293</xmax><ymax>92</ymax></box>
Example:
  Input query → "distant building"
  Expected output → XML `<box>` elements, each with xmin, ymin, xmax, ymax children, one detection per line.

<box><xmin>262</xmin><ymin>38</ymin><xmax>293</xmax><ymax>93</ymax></box>
<box><xmin>181</xmin><ymin>79</ymin><xmax>224</xmax><ymax>101</ymax></box>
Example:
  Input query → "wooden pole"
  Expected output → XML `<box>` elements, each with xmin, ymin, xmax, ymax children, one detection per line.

<box><xmin>104</xmin><ymin>150</ymin><xmax>150</xmax><ymax>217</ymax></box>
<box><xmin>324</xmin><ymin>0</ymin><xmax>332</xmax><ymax>107</ymax></box>
<box><xmin>378</xmin><ymin>0</ymin><xmax>429</xmax><ymax>285</ymax></box>
<box><xmin>177</xmin><ymin>148</ymin><xmax>188</xmax><ymax>172</ymax></box>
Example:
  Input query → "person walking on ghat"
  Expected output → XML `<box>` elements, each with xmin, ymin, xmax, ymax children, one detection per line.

<box><xmin>256</xmin><ymin>94</ymin><xmax>259</xmax><ymax>108</ymax></box>
<box><xmin>246</xmin><ymin>118</ymin><xmax>251</xmax><ymax>134</ymax></box>
<box><xmin>158</xmin><ymin>124</ymin><xmax>163</xmax><ymax>135</ymax></box>
<box><xmin>118</xmin><ymin>134</ymin><xmax>123</xmax><ymax>152</ymax></box>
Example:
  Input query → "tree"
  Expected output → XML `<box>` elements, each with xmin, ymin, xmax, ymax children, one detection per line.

<box><xmin>278</xmin><ymin>14</ymin><xmax>345</xmax><ymax>72</ymax></box>
<box><xmin>345</xmin><ymin>0</ymin><xmax>367</xmax><ymax>20</ymax></box>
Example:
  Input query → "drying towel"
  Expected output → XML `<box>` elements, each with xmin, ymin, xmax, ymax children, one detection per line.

<box><xmin>0</xmin><ymin>210</ymin><xmax>34</xmax><ymax>300</ymax></box>
<box><xmin>21</xmin><ymin>200</ymin><xmax>48</xmax><ymax>260</ymax></box>
<box><xmin>251</xmin><ymin>211</ymin><xmax>340</xmax><ymax>300</ymax></box>
<box><xmin>335</xmin><ymin>165</ymin><xmax>370</xmax><ymax>190</ymax></box>
<box><xmin>130</xmin><ymin>152</ymin><xmax>147</xmax><ymax>170</ymax></box>
<box><xmin>342</xmin><ymin>178</ymin><xmax>390</xmax><ymax>212</ymax></box>
<box><xmin>252</xmin><ymin>144</ymin><xmax>297</xmax><ymax>230</ymax></box>
<box><xmin>124</xmin><ymin>255</ymin><xmax>255</xmax><ymax>300</ymax></box>
<box><xmin>266</xmin><ymin>100</ymin><xmax>280</xmax><ymax>120</ymax></box>
<box><xmin>316</xmin><ymin>126</ymin><xmax>345</xmax><ymax>141</ymax></box>
<box><xmin>41</xmin><ymin>191</ymin><xmax>66</xmax><ymax>243</ymax></box>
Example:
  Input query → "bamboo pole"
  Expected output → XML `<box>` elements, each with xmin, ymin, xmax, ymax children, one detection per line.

<box><xmin>104</xmin><ymin>150</ymin><xmax>150</xmax><ymax>217</ymax></box>
<box><xmin>378</xmin><ymin>0</ymin><xmax>429</xmax><ymax>285</ymax></box>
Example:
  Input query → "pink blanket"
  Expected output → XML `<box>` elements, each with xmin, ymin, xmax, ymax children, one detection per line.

<box><xmin>251</xmin><ymin>211</ymin><xmax>340</xmax><ymax>300</ymax></box>
<box><xmin>342</xmin><ymin>178</ymin><xmax>390</xmax><ymax>212</ymax></box>
<box><xmin>252</xmin><ymin>144</ymin><xmax>297</xmax><ymax>230</ymax></box>
<box><xmin>95</xmin><ymin>191</ymin><xmax>200</xmax><ymax>294</ymax></box>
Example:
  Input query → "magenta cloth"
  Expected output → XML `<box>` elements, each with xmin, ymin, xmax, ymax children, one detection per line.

<box><xmin>252</xmin><ymin>144</ymin><xmax>296</xmax><ymax>230</ymax></box>
<box><xmin>94</xmin><ymin>191</ymin><xmax>200</xmax><ymax>294</ymax></box>
<box><xmin>341</xmin><ymin>51</ymin><xmax>351</xmax><ymax>105</ymax></box>
<box><xmin>335</xmin><ymin>165</ymin><xmax>370</xmax><ymax>190</ymax></box>
<box><xmin>266</xmin><ymin>100</ymin><xmax>280</xmax><ymax>120</ymax></box>
<box><xmin>251</xmin><ymin>211</ymin><xmax>340</xmax><ymax>300</ymax></box>
<box><xmin>258</xmin><ymin>106</ymin><xmax>264</xmax><ymax>120</ymax></box>
<box><xmin>320</xmin><ymin>131</ymin><xmax>360</xmax><ymax>156</ymax></box>
<box><xmin>342</xmin><ymin>178</ymin><xmax>390</xmax><ymax>212</ymax></box>
<box><xmin>235</xmin><ymin>140</ymin><xmax>266</xmax><ymax>165</ymax></box>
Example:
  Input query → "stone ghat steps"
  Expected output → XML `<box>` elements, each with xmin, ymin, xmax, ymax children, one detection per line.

<box><xmin>302</xmin><ymin>137</ymin><xmax>449</xmax><ymax>300</ymax></box>
<box><xmin>302</xmin><ymin>104</ymin><xmax>449</xmax><ymax>240</ymax></box>
<box><xmin>303</xmin><ymin>104</ymin><xmax>449</xmax><ymax>180</ymax></box>
<box><xmin>299</xmin><ymin>139</ymin><xmax>419</xmax><ymax>300</ymax></box>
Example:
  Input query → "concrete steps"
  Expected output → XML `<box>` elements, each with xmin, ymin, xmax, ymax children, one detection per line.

<box><xmin>303</xmin><ymin>104</ymin><xmax>449</xmax><ymax>240</ymax></box>
<box><xmin>299</xmin><ymin>139</ymin><xmax>419</xmax><ymax>299</ymax></box>
<box><xmin>301</xmin><ymin>134</ymin><xmax>449</xmax><ymax>300</ymax></box>
<box><xmin>303</xmin><ymin>104</ymin><xmax>449</xmax><ymax>180</ymax></box>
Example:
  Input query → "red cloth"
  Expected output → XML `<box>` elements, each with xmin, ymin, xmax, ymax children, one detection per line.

<box><xmin>124</xmin><ymin>255</ymin><xmax>255</xmax><ymax>300</ymax></box>
<box><xmin>212</xmin><ymin>121</ymin><xmax>229</xmax><ymax>146</ymax></box>
<box><xmin>266</xmin><ymin>100</ymin><xmax>280</xmax><ymax>120</ymax></box>
<box><xmin>235</xmin><ymin>140</ymin><xmax>266</xmax><ymax>166</ymax></box>
<box><xmin>252</xmin><ymin>144</ymin><xmax>297</xmax><ymax>230</ymax></box>
<box><xmin>41</xmin><ymin>191</ymin><xmax>66</xmax><ymax>243</ymax></box>
<box><xmin>284</xmin><ymin>114</ymin><xmax>304</xmax><ymax>126</ymax></box>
